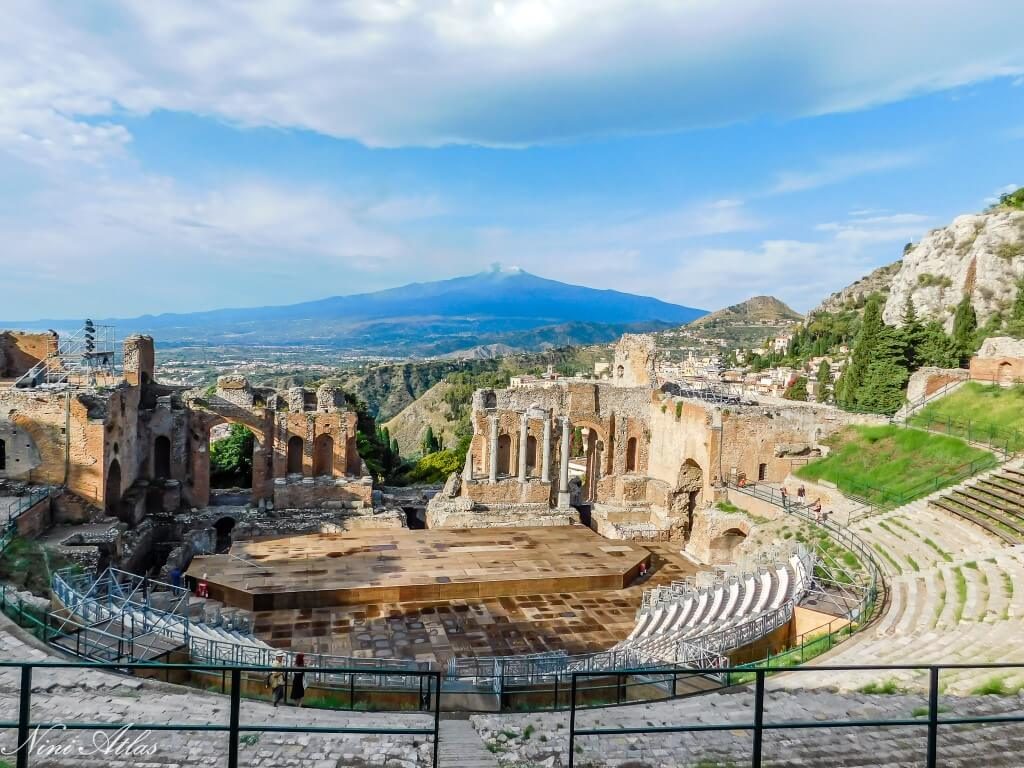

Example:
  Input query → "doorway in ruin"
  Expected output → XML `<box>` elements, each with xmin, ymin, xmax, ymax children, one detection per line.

<box><xmin>709</xmin><ymin>527</ymin><xmax>747</xmax><ymax>562</ymax></box>
<box><xmin>313</xmin><ymin>434</ymin><xmax>334</xmax><ymax>477</ymax></box>
<box><xmin>0</xmin><ymin>438</ymin><xmax>5</xmax><ymax>471</ymax></box>
<box><xmin>287</xmin><ymin>435</ymin><xmax>304</xmax><ymax>475</ymax></box>
<box><xmin>496</xmin><ymin>433</ymin><xmax>512</xmax><ymax>476</ymax></box>
<box><xmin>626</xmin><ymin>437</ymin><xmax>638</xmax><ymax>473</ymax></box>
<box><xmin>105</xmin><ymin>459</ymin><xmax>122</xmax><ymax>518</ymax></box>
<box><xmin>583</xmin><ymin>430</ymin><xmax>604</xmax><ymax>503</ymax></box>
<box><xmin>999</xmin><ymin>361</ymin><xmax>1014</xmax><ymax>387</ymax></box>
<box><xmin>214</xmin><ymin>517</ymin><xmax>236</xmax><ymax>553</ymax></box>
<box><xmin>526</xmin><ymin>435</ymin><xmax>537</xmax><ymax>474</ymax></box>
<box><xmin>153</xmin><ymin>435</ymin><xmax>171</xmax><ymax>479</ymax></box>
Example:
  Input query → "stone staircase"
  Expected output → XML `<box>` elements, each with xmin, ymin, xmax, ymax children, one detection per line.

<box><xmin>770</xmin><ymin>490</ymin><xmax>1024</xmax><ymax>695</ymax></box>
<box><xmin>438</xmin><ymin>718</ymin><xmax>499</xmax><ymax>768</ymax></box>
<box><xmin>932</xmin><ymin>466</ymin><xmax>1024</xmax><ymax>544</ymax></box>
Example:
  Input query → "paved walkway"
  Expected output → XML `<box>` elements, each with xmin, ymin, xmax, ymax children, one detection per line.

<box><xmin>0</xmin><ymin>613</ymin><xmax>435</xmax><ymax>767</ymax></box>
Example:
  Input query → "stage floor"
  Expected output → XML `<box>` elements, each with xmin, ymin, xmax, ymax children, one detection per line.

<box><xmin>187</xmin><ymin>526</ymin><xmax>649</xmax><ymax>611</ymax></box>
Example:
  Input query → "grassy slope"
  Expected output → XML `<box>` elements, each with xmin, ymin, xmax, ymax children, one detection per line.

<box><xmin>796</xmin><ymin>425</ymin><xmax>997</xmax><ymax>506</ymax></box>
<box><xmin>910</xmin><ymin>382</ymin><xmax>1024</xmax><ymax>451</ymax></box>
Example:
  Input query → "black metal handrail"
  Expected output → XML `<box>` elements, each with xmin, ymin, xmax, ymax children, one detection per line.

<box><xmin>0</xmin><ymin>660</ymin><xmax>442</xmax><ymax>768</ymax></box>
<box><xmin>567</xmin><ymin>662</ymin><xmax>1024</xmax><ymax>768</ymax></box>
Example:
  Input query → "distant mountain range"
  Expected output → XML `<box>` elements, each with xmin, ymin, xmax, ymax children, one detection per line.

<box><xmin>6</xmin><ymin>268</ymin><xmax>706</xmax><ymax>357</ymax></box>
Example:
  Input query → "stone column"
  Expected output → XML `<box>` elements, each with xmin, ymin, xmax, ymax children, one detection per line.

<box><xmin>541</xmin><ymin>414</ymin><xmax>552</xmax><ymax>483</ymax></box>
<box><xmin>558</xmin><ymin>416</ymin><xmax>571</xmax><ymax>508</ymax></box>
<box><xmin>517</xmin><ymin>412</ymin><xmax>529</xmax><ymax>482</ymax></box>
<box><xmin>488</xmin><ymin>413</ymin><xmax>499</xmax><ymax>484</ymax></box>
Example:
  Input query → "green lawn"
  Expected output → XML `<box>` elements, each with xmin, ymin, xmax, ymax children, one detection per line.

<box><xmin>910</xmin><ymin>382</ymin><xmax>1024</xmax><ymax>452</ymax></box>
<box><xmin>795</xmin><ymin>425</ymin><xmax>997</xmax><ymax>507</ymax></box>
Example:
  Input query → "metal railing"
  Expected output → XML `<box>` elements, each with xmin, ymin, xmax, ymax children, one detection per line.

<box><xmin>566</xmin><ymin>663</ymin><xmax>1024</xmax><ymax>768</ymax></box>
<box><xmin>1</xmin><ymin>488</ymin><xmax>52</xmax><ymax>556</ymax></box>
<box><xmin>908</xmin><ymin>412</ymin><xmax>1023</xmax><ymax>456</ymax></box>
<box><xmin>13</xmin><ymin>323</ymin><xmax>117</xmax><ymax>388</ymax></box>
<box><xmin>51</xmin><ymin>567</ymin><xmax>430</xmax><ymax>688</ymax></box>
<box><xmin>0</xmin><ymin>660</ymin><xmax>442</xmax><ymax>768</ymax></box>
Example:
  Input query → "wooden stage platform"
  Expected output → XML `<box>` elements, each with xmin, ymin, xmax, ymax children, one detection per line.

<box><xmin>187</xmin><ymin>526</ymin><xmax>649</xmax><ymax>611</ymax></box>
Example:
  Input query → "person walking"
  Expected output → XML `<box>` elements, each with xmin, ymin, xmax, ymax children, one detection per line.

<box><xmin>270</xmin><ymin>653</ymin><xmax>287</xmax><ymax>707</ymax></box>
<box><xmin>290</xmin><ymin>653</ymin><xmax>306</xmax><ymax>708</ymax></box>
<box><xmin>780</xmin><ymin>486</ymin><xmax>789</xmax><ymax>511</ymax></box>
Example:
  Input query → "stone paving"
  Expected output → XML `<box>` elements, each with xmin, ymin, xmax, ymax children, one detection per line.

<box><xmin>252</xmin><ymin>543</ymin><xmax>700</xmax><ymax>665</ymax></box>
<box><xmin>472</xmin><ymin>688</ymin><xmax>1024</xmax><ymax>767</ymax></box>
<box><xmin>0</xmin><ymin>614</ymin><xmax>435</xmax><ymax>767</ymax></box>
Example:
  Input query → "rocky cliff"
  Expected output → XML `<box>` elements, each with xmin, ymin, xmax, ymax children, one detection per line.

<box><xmin>882</xmin><ymin>207</ymin><xmax>1024</xmax><ymax>329</ymax></box>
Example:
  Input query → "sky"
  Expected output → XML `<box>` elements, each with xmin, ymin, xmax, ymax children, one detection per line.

<box><xmin>2</xmin><ymin>0</ymin><xmax>1023</xmax><ymax>320</ymax></box>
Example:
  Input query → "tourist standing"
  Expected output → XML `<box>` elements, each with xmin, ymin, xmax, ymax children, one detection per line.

<box><xmin>797</xmin><ymin>485</ymin><xmax>806</xmax><ymax>503</ymax></box>
<box><xmin>270</xmin><ymin>653</ymin><xmax>287</xmax><ymax>707</ymax></box>
<box><xmin>290</xmin><ymin>653</ymin><xmax>306</xmax><ymax>707</ymax></box>
<box><xmin>780</xmin><ymin>486</ymin><xmax>789</xmax><ymax>511</ymax></box>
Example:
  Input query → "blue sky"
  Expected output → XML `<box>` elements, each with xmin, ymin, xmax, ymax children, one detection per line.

<box><xmin>1</xmin><ymin>1</ymin><xmax>1023</xmax><ymax>319</ymax></box>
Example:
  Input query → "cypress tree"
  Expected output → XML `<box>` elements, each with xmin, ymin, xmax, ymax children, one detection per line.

<box><xmin>916</xmin><ymin>321</ymin><xmax>960</xmax><ymax>368</ymax></box>
<box><xmin>951</xmin><ymin>296</ymin><xmax>978</xmax><ymax>366</ymax></box>
<box><xmin>838</xmin><ymin>295</ymin><xmax>884</xmax><ymax>408</ymax></box>
<box><xmin>816</xmin><ymin>360</ymin><xmax>832</xmax><ymax>403</ymax></box>
<box><xmin>856</xmin><ymin>326</ymin><xmax>910</xmax><ymax>415</ymax></box>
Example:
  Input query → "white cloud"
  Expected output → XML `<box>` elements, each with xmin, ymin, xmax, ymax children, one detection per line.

<box><xmin>0</xmin><ymin>172</ymin><xmax>444</xmax><ymax>317</ymax></box>
<box><xmin>767</xmin><ymin>151</ymin><xmax>924</xmax><ymax>195</ymax></box>
<box><xmin>1</xmin><ymin>0</ymin><xmax>1023</xmax><ymax>156</ymax></box>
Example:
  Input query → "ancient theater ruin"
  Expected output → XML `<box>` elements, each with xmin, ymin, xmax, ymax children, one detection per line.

<box><xmin>2</xmin><ymin>326</ymin><xmax>879</xmax><ymax>708</ymax></box>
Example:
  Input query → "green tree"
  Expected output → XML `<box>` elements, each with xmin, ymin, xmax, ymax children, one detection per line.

<box><xmin>816</xmin><ymin>360</ymin><xmax>832</xmax><ymax>403</ymax></box>
<box><xmin>856</xmin><ymin>327</ymin><xmax>910</xmax><ymax>414</ymax></box>
<box><xmin>1006</xmin><ymin>276</ymin><xmax>1024</xmax><ymax>338</ymax></box>
<box><xmin>952</xmin><ymin>296</ymin><xmax>978</xmax><ymax>366</ymax></box>
<box><xmin>900</xmin><ymin>296</ymin><xmax>924</xmax><ymax>369</ymax></box>
<box><xmin>915</xmin><ymin>321</ymin><xmax>960</xmax><ymax>368</ymax></box>
<box><xmin>783</xmin><ymin>376</ymin><xmax>809</xmax><ymax>401</ymax></box>
<box><xmin>421</xmin><ymin>426</ymin><xmax>440</xmax><ymax>455</ymax></box>
<box><xmin>209</xmin><ymin>424</ymin><xmax>254</xmax><ymax>488</ymax></box>
<box><xmin>838</xmin><ymin>296</ymin><xmax>884</xmax><ymax>408</ymax></box>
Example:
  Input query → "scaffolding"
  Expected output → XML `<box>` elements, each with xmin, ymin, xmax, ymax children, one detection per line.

<box><xmin>14</xmin><ymin>320</ymin><xmax>117</xmax><ymax>388</ymax></box>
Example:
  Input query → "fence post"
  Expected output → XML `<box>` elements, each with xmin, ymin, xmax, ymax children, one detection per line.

<box><xmin>568</xmin><ymin>674</ymin><xmax>579</xmax><ymax>768</ymax></box>
<box><xmin>926</xmin><ymin>666</ymin><xmax>939</xmax><ymax>768</ymax></box>
<box><xmin>751</xmin><ymin>669</ymin><xmax>765</xmax><ymax>768</ymax></box>
<box><xmin>15</xmin><ymin>665</ymin><xmax>32</xmax><ymax>768</ymax></box>
<box><xmin>228</xmin><ymin>668</ymin><xmax>241</xmax><ymax>768</ymax></box>
<box><xmin>432</xmin><ymin>672</ymin><xmax>442</xmax><ymax>768</ymax></box>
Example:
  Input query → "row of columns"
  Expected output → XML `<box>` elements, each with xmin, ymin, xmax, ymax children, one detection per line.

<box><xmin>483</xmin><ymin>412</ymin><xmax>571</xmax><ymax>499</ymax></box>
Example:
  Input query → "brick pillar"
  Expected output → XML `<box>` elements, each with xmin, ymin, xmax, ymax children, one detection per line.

<box><xmin>488</xmin><ymin>414</ymin><xmax>499</xmax><ymax>484</ymax></box>
<box><xmin>517</xmin><ymin>412</ymin><xmax>529</xmax><ymax>483</ymax></box>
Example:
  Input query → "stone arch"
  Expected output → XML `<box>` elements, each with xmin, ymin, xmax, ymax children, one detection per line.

<box><xmin>626</xmin><ymin>437</ymin><xmax>638</xmax><ymax>473</ymax></box>
<box><xmin>616</xmin><ymin>365</ymin><xmax>625</xmax><ymax>379</ymax></box>
<box><xmin>105</xmin><ymin>459</ymin><xmax>122</xmax><ymax>518</ymax></box>
<box><xmin>999</xmin><ymin>360</ymin><xmax>1014</xmax><ymax>387</ymax></box>
<box><xmin>496</xmin><ymin>433</ymin><xmax>512</xmax><ymax>476</ymax></box>
<box><xmin>287</xmin><ymin>435</ymin><xmax>304</xmax><ymax>475</ymax></box>
<box><xmin>708</xmin><ymin>526</ymin><xmax>748</xmax><ymax>562</ymax></box>
<box><xmin>313</xmin><ymin>433</ymin><xmax>334</xmax><ymax>477</ymax></box>
<box><xmin>153</xmin><ymin>435</ymin><xmax>171</xmax><ymax>479</ymax></box>
<box><xmin>677</xmin><ymin>458</ymin><xmax>704</xmax><ymax>514</ymax></box>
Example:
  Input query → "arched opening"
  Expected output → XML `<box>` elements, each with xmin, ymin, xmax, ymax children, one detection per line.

<box><xmin>625</xmin><ymin>437</ymin><xmax>638</xmax><ymax>473</ymax></box>
<box><xmin>213</xmin><ymin>517</ymin><xmax>236</xmax><ymax>553</ymax></box>
<box><xmin>313</xmin><ymin>434</ymin><xmax>334</xmax><ymax>477</ymax></box>
<box><xmin>496</xmin><ymin>434</ymin><xmax>512</xmax><ymax>476</ymax></box>
<box><xmin>0</xmin><ymin>438</ymin><xmax>5</xmax><ymax>471</ymax></box>
<box><xmin>616</xmin><ymin>365</ymin><xmax>625</xmax><ymax>379</ymax></box>
<box><xmin>105</xmin><ymin>459</ymin><xmax>122</xmax><ymax>518</ymax></box>
<box><xmin>526</xmin><ymin>435</ymin><xmax>537</xmax><ymax>474</ymax></box>
<box><xmin>153</xmin><ymin>435</ymin><xmax>171</xmax><ymax>479</ymax></box>
<box><xmin>999</xmin><ymin>360</ymin><xmax>1014</xmax><ymax>387</ymax></box>
<box><xmin>709</xmin><ymin>527</ymin><xmax>747</xmax><ymax>563</ymax></box>
<box><xmin>287</xmin><ymin>435</ymin><xmax>304</xmax><ymax>475</ymax></box>
<box><xmin>758</xmin><ymin>462</ymin><xmax>768</xmax><ymax>482</ymax></box>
